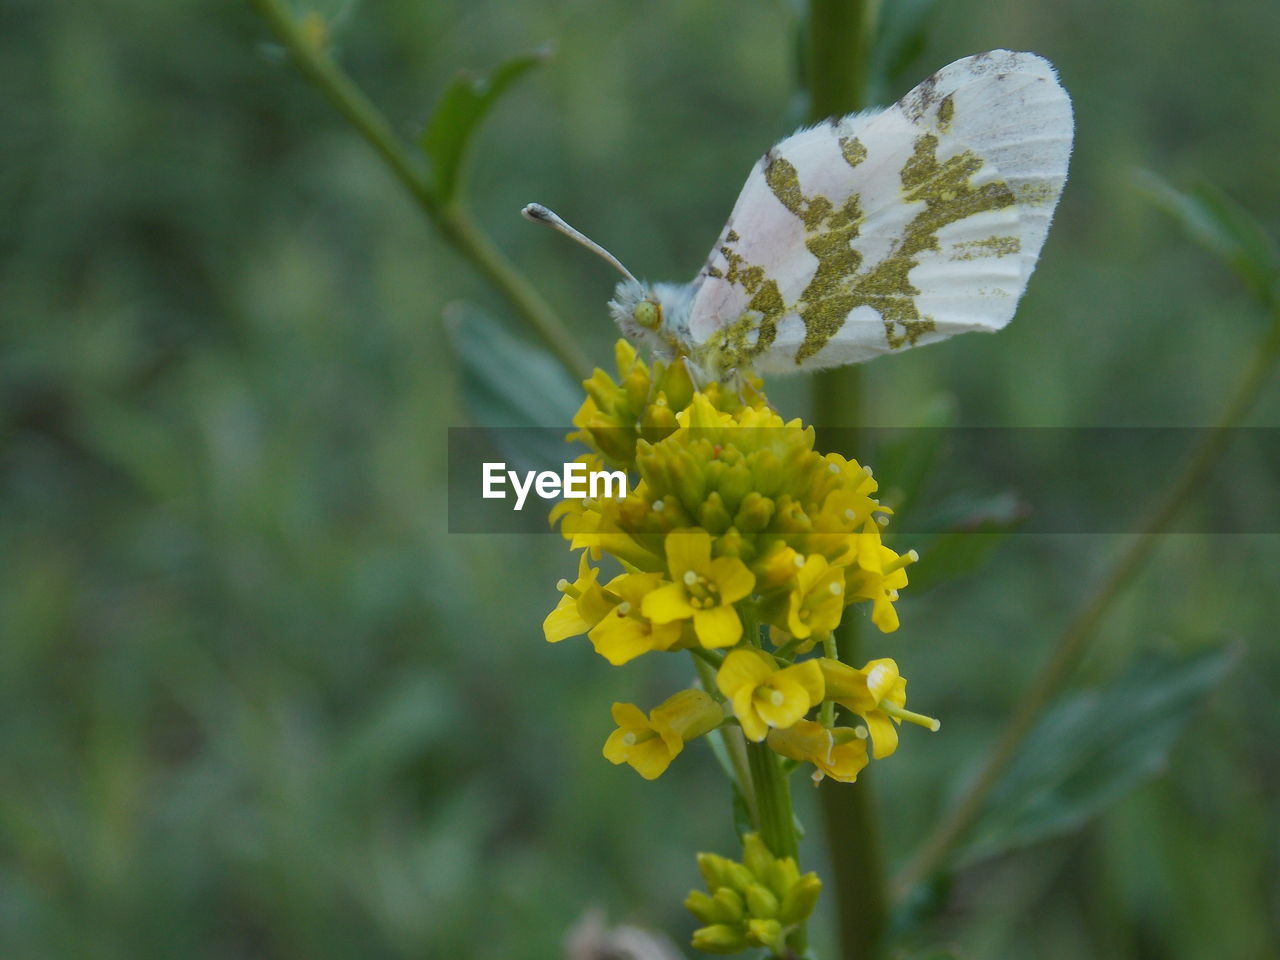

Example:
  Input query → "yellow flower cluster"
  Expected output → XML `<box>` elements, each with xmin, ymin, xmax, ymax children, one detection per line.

<box><xmin>544</xmin><ymin>341</ymin><xmax>936</xmax><ymax>782</ymax></box>
<box><xmin>685</xmin><ymin>833</ymin><xmax>822</xmax><ymax>955</ymax></box>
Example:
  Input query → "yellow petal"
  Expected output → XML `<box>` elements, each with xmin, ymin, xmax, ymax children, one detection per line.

<box><xmin>664</xmin><ymin>529</ymin><xmax>712</xmax><ymax>581</ymax></box>
<box><xmin>753</xmin><ymin>676</ymin><xmax>810</xmax><ymax>730</ymax></box>
<box><xmin>602</xmin><ymin>727</ymin><xmax>633</xmax><ymax>765</ymax></box>
<box><xmin>642</xmin><ymin>581</ymin><xmax>695</xmax><ymax>624</ymax></box>
<box><xmin>794</xmin><ymin>555</ymin><xmax>828</xmax><ymax>594</ymax></box>
<box><xmin>786</xmin><ymin>588</ymin><xmax>813</xmax><ymax>639</ymax></box>
<box><xmin>819</xmin><ymin>658</ymin><xmax>877</xmax><ymax>713</ymax></box>
<box><xmin>588</xmin><ymin>614</ymin><xmax>655</xmax><ymax>666</ymax></box>
<box><xmin>708</xmin><ymin>556</ymin><xmax>756</xmax><ymax>605</ymax></box>
<box><xmin>653</xmin><ymin>688</ymin><xmax>722</xmax><ymax>748</ymax></box>
<box><xmin>734</xmin><ymin>687</ymin><xmax>768</xmax><ymax>742</ymax></box>
<box><xmin>871</xmin><ymin>596</ymin><xmax>900</xmax><ymax>633</ymax></box>
<box><xmin>861</xmin><ymin>710</ymin><xmax>899</xmax><ymax>759</ymax></box>
<box><xmin>766</xmin><ymin>719</ymin><xmax>832</xmax><ymax>763</ymax></box>
<box><xmin>648</xmin><ymin>620</ymin><xmax>685</xmax><ymax>653</ymax></box>
<box><xmin>629</xmin><ymin>739</ymin><xmax>679</xmax><ymax>779</ymax></box>
<box><xmin>862</xmin><ymin>659</ymin><xmax>900</xmax><ymax>703</ymax></box>
<box><xmin>610</xmin><ymin>702</ymin><xmax>648</xmax><ymax>730</ymax></box>
<box><xmin>694</xmin><ymin>604</ymin><xmax>743</xmax><ymax>648</ymax></box>
<box><xmin>820</xmin><ymin>737</ymin><xmax>869</xmax><ymax>783</ymax></box>
<box><xmin>543</xmin><ymin>593</ymin><xmax>590</xmax><ymax>643</ymax></box>
<box><xmin>716</xmin><ymin>649</ymin><xmax>776</xmax><ymax>698</ymax></box>
<box><xmin>783</xmin><ymin>659</ymin><xmax>825</xmax><ymax>707</ymax></box>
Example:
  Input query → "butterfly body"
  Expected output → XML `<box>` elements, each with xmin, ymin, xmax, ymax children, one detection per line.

<box><xmin>530</xmin><ymin>50</ymin><xmax>1073</xmax><ymax>381</ymax></box>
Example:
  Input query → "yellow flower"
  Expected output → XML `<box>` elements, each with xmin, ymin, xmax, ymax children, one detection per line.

<box><xmin>844</xmin><ymin>542</ymin><xmax>917</xmax><ymax>633</ymax></box>
<box><xmin>643</xmin><ymin>530</ymin><xmax>755</xmax><ymax>648</ymax></box>
<box><xmin>586</xmin><ymin>572</ymin><xmax>685</xmax><ymax>665</ymax></box>
<box><xmin>766</xmin><ymin>719</ymin><xmax>870</xmax><ymax>784</ymax></box>
<box><xmin>543</xmin><ymin>552</ymin><xmax>615</xmax><ymax>642</ymax></box>
<box><xmin>818</xmin><ymin>657</ymin><xmax>938</xmax><ymax>758</ymax></box>
<box><xmin>785</xmin><ymin>554</ymin><xmax>845</xmax><ymax>641</ymax></box>
<box><xmin>716</xmin><ymin>649</ymin><xmax>824</xmax><ymax>742</ymax></box>
<box><xmin>602</xmin><ymin>689</ymin><xmax>724</xmax><ymax>779</ymax></box>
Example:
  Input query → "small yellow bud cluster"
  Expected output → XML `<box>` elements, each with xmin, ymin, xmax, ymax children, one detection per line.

<box><xmin>685</xmin><ymin>834</ymin><xmax>822</xmax><ymax>956</ymax></box>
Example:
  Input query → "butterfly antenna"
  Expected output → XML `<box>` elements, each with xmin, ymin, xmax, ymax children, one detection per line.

<box><xmin>521</xmin><ymin>203</ymin><xmax>639</xmax><ymax>284</ymax></box>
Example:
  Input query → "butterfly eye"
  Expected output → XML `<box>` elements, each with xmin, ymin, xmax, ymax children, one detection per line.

<box><xmin>634</xmin><ymin>300</ymin><xmax>662</xmax><ymax>330</ymax></box>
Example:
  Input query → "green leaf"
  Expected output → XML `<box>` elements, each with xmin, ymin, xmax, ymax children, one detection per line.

<box><xmin>419</xmin><ymin>46</ymin><xmax>552</xmax><ymax>203</ymax></box>
<box><xmin>957</xmin><ymin>645</ymin><xmax>1239</xmax><ymax>867</ymax></box>
<box><xmin>444</xmin><ymin>301</ymin><xmax>581</xmax><ymax>470</ymax></box>
<box><xmin>1136</xmin><ymin>171</ymin><xmax>1280</xmax><ymax>308</ymax></box>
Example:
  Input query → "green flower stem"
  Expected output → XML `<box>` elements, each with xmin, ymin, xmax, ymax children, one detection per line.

<box><xmin>739</xmin><ymin>609</ymin><xmax>807</xmax><ymax>955</ymax></box>
<box><xmin>245</xmin><ymin>0</ymin><xmax>592</xmax><ymax>381</ymax></box>
<box><xmin>805</xmin><ymin>3</ymin><xmax>885</xmax><ymax>959</ymax></box>
<box><xmin>691</xmin><ymin>647</ymin><xmax>727</xmax><ymax>671</ymax></box>
<box><xmin>747</xmin><ymin>741</ymin><xmax>799</xmax><ymax>862</ymax></box>
<box><xmin>819</xmin><ymin>635</ymin><xmax>838</xmax><ymax>728</ymax></box>
<box><xmin>895</xmin><ymin>304</ymin><xmax>1280</xmax><ymax>895</ymax></box>
<box><xmin>747</xmin><ymin>741</ymin><xmax>806</xmax><ymax>956</ymax></box>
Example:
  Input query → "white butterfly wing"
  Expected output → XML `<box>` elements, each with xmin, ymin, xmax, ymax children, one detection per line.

<box><xmin>684</xmin><ymin>50</ymin><xmax>1073</xmax><ymax>374</ymax></box>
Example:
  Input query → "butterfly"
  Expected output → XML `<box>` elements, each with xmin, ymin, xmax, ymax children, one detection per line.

<box><xmin>525</xmin><ymin>49</ymin><xmax>1073</xmax><ymax>381</ymax></box>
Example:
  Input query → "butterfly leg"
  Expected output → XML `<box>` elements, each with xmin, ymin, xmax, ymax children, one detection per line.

<box><xmin>728</xmin><ymin>367</ymin><xmax>774</xmax><ymax>411</ymax></box>
<box><xmin>677</xmin><ymin>355</ymin><xmax>704</xmax><ymax>392</ymax></box>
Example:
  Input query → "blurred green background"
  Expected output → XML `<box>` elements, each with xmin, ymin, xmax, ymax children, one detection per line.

<box><xmin>2</xmin><ymin>0</ymin><xmax>1278</xmax><ymax>958</ymax></box>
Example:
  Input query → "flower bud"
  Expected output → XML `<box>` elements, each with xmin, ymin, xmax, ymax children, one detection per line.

<box><xmin>764</xmin><ymin>857</ymin><xmax>800</xmax><ymax>900</ymax></box>
<box><xmin>740</xmin><ymin>833</ymin><xmax>772</xmax><ymax>880</ymax></box>
<box><xmin>697</xmin><ymin>491</ymin><xmax>733</xmax><ymax>532</ymax></box>
<box><xmin>683</xmin><ymin>890</ymin><xmax>720</xmax><ymax>925</ymax></box>
<box><xmin>711</xmin><ymin>886</ymin><xmax>745</xmax><ymax>923</ymax></box>
<box><xmin>691</xmin><ymin>924</ymin><xmax>748</xmax><ymax>954</ymax></box>
<box><xmin>745</xmin><ymin>882</ymin><xmax>780</xmax><ymax>920</ymax></box>
<box><xmin>733</xmin><ymin>491</ymin><xmax>775</xmax><ymax>533</ymax></box>
<box><xmin>778</xmin><ymin>873</ymin><xmax>823</xmax><ymax>926</ymax></box>
<box><xmin>697</xmin><ymin>852</ymin><xmax>733</xmax><ymax>891</ymax></box>
<box><xmin>745</xmin><ymin>917</ymin><xmax>784</xmax><ymax>950</ymax></box>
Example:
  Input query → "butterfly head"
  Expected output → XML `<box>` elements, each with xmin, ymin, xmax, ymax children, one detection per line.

<box><xmin>608</xmin><ymin>278</ymin><xmax>696</xmax><ymax>361</ymax></box>
<box><xmin>607</xmin><ymin>278</ymin><xmax>662</xmax><ymax>348</ymax></box>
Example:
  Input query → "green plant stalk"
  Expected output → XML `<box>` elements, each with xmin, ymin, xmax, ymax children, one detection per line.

<box><xmin>806</xmin><ymin>2</ymin><xmax>885</xmax><ymax>959</ymax></box>
<box><xmin>895</xmin><ymin>304</ymin><xmax>1280</xmax><ymax>895</ymax></box>
<box><xmin>245</xmin><ymin>0</ymin><xmax>592</xmax><ymax>380</ymax></box>
<box><xmin>738</xmin><ymin>610</ymin><xmax>806</xmax><ymax>955</ymax></box>
<box><xmin>747</xmin><ymin>742</ymin><xmax>805</xmax><ymax>954</ymax></box>
<box><xmin>806</xmin><ymin>0</ymin><xmax>881</xmax><ymax>120</ymax></box>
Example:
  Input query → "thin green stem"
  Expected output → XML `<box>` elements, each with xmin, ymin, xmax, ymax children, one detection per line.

<box><xmin>246</xmin><ymin>0</ymin><xmax>592</xmax><ymax>380</ymax></box>
<box><xmin>693</xmin><ymin>652</ymin><xmax>757</xmax><ymax>825</ymax></box>
<box><xmin>819</xmin><ymin>635</ymin><xmax>838</xmax><ymax>728</ymax></box>
<box><xmin>894</xmin><ymin>306</ymin><xmax>1280</xmax><ymax>895</ymax></box>
<box><xmin>805</xmin><ymin>3</ymin><xmax>885</xmax><ymax>959</ymax></box>
<box><xmin>690</xmin><ymin>646</ymin><xmax>727</xmax><ymax>671</ymax></box>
